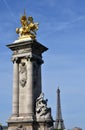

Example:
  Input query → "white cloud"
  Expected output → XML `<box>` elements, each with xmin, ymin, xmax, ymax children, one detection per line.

<box><xmin>44</xmin><ymin>16</ymin><xmax>85</xmax><ymax>33</ymax></box>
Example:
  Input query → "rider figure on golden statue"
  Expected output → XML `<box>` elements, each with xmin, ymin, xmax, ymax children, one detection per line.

<box><xmin>16</xmin><ymin>13</ymin><xmax>39</xmax><ymax>40</ymax></box>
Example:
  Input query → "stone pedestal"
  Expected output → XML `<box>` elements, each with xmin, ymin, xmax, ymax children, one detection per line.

<box><xmin>7</xmin><ymin>39</ymin><xmax>53</xmax><ymax>130</ymax></box>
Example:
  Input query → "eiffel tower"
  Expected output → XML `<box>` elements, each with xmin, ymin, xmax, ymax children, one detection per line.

<box><xmin>55</xmin><ymin>88</ymin><xmax>65</xmax><ymax>130</ymax></box>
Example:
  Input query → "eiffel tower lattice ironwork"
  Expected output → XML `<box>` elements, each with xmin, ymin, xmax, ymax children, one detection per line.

<box><xmin>55</xmin><ymin>88</ymin><xmax>65</xmax><ymax>130</ymax></box>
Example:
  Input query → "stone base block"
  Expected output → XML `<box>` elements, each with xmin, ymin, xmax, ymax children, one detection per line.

<box><xmin>8</xmin><ymin>119</ymin><xmax>54</xmax><ymax>130</ymax></box>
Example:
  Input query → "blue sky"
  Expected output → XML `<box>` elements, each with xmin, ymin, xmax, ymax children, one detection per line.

<box><xmin>0</xmin><ymin>0</ymin><xmax>85</xmax><ymax>129</ymax></box>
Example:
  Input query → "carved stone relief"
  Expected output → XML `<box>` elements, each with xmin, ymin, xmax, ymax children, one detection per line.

<box><xmin>15</xmin><ymin>125</ymin><xmax>26</xmax><ymax>130</ymax></box>
<box><xmin>19</xmin><ymin>62</ymin><xmax>27</xmax><ymax>87</ymax></box>
<box><xmin>36</xmin><ymin>93</ymin><xmax>52</xmax><ymax>119</ymax></box>
<box><xmin>13</xmin><ymin>48</ymin><xmax>31</xmax><ymax>55</ymax></box>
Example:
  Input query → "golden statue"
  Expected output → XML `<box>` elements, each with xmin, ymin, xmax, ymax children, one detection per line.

<box><xmin>16</xmin><ymin>13</ymin><xmax>39</xmax><ymax>40</ymax></box>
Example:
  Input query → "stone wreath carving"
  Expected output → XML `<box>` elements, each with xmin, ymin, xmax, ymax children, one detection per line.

<box><xmin>36</xmin><ymin>93</ymin><xmax>52</xmax><ymax>119</ymax></box>
<box><xmin>19</xmin><ymin>62</ymin><xmax>27</xmax><ymax>87</ymax></box>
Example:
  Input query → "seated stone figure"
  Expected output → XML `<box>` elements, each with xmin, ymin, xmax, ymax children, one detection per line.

<box><xmin>36</xmin><ymin>93</ymin><xmax>52</xmax><ymax>119</ymax></box>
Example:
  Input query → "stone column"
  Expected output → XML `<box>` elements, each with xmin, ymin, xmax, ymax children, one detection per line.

<box><xmin>26</xmin><ymin>56</ymin><xmax>34</xmax><ymax>119</ymax></box>
<box><xmin>12</xmin><ymin>57</ymin><xmax>19</xmax><ymax>117</ymax></box>
<box><xmin>37</xmin><ymin>59</ymin><xmax>44</xmax><ymax>98</ymax></box>
<box><xmin>38</xmin><ymin>63</ymin><xmax>42</xmax><ymax>94</ymax></box>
